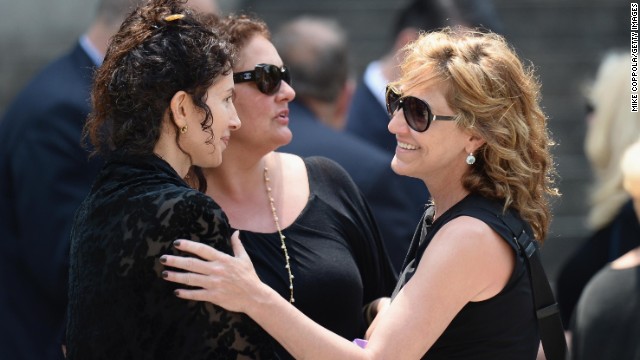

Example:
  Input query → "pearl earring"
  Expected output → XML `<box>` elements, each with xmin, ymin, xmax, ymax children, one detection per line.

<box><xmin>466</xmin><ymin>153</ymin><xmax>476</xmax><ymax>165</ymax></box>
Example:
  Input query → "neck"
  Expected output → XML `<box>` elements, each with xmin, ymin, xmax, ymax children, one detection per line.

<box><xmin>154</xmin><ymin>125</ymin><xmax>190</xmax><ymax>178</ymax></box>
<box><xmin>85</xmin><ymin>18</ymin><xmax>119</xmax><ymax>55</ymax></box>
<box><xmin>430</xmin><ymin>189</ymin><xmax>469</xmax><ymax>220</ymax></box>
<box><xmin>301</xmin><ymin>98</ymin><xmax>343</xmax><ymax>130</ymax></box>
<box><xmin>419</xmin><ymin>164</ymin><xmax>472</xmax><ymax>219</ymax></box>
<box><xmin>205</xmin><ymin>149</ymin><xmax>273</xmax><ymax>200</ymax></box>
<box><xmin>424</xmin><ymin>174</ymin><xmax>470</xmax><ymax>220</ymax></box>
<box><xmin>204</xmin><ymin>151</ymin><xmax>287</xmax><ymax>233</ymax></box>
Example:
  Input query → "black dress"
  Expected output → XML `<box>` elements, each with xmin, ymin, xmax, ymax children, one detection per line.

<box><xmin>66</xmin><ymin>154</ymin><xmax>274</xmax><ymax>359</ymax></box>
<box><xmin>571</xmin><ymin>262</ymin><xmax>640</xmax><ymax>360</ymax></box>
<box><xmin>556</xmin><ymin>200</ymin><xmax>640</xmax><ymax>327</ymax></box>
<box><xmin>240</xmin><ymin>157</ymin><xmax>397</xmax><ymax>359</ymax></box>
<box><xmin>393</xmin><ymin>194</ymin><xmax>539</xmax><ymax>360</ymax></box>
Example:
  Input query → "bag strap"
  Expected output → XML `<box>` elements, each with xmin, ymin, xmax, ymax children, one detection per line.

<box><xmin>499</xmin><ymin>211</ymin><xmax>568</xmax><ymax>360</ymax></box>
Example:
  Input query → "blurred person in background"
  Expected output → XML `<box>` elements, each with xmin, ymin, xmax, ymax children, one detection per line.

<box><xmin>0</xmin><ymin>0</ymin><xmax>219</xmax><ymax>358</ymax></box>
<box><xmin>556</xmin><ymin>51</ymin><xmax>640</xmax><ymax>329</ymax></box>
<box><xmin>569</xmin><ymin>136</ymin><xmax>640</xmax><ymax>360</ymax></box>
<box><xmin>272</xmin><ymin>16</ymin><xmax>354</xmax><ymax>131</ymax></box>
<box><xmin>274</xmin><ymin>16</ymin><xmax>413</xmax><ymax>272</ymax></box>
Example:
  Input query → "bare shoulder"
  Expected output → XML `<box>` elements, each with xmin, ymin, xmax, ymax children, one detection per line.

<box><xmin>424</xmin><ymin>216</ymin><xmax>515</xmax><ymax>301</ymax></box>
<box><xmin>272</xmin><ymin>152</ymin><xmax>309</xmax><ymax>227</ymax></box>
<box><xmin>275</xmin><ymin>152</ymin><xmax>305</xmax><ymax>172</ymax></box>
<box><xmin>433</xmin><ymin>215</ymin><xmax>503</xmax><ymax>248</ymax></box>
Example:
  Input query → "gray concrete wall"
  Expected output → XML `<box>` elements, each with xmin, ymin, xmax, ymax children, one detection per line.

<box><xmin>0</xmin><ymin>0</ymin><xmax>632</xmax><ymax>282</ymax></box>
<box><xmin>0</xmin><ymin>0</ymin><xmax>98</xmax><ymax>113</ymax></box>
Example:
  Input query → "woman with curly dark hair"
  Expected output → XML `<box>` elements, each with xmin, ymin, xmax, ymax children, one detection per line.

<box><xmin>65</xmin><ymin>0</ymin><xmax>274</xmax><ymax>358</ymax></box>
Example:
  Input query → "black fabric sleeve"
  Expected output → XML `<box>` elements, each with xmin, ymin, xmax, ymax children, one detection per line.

<box><xmin>67</xmin><ymin>177</ymin><xmax>273</xmax><ymax>358</ymax></box>
<box><xmin>304</xmin><ymin>156</ymin><xmax>398</xmax><ymax>302</ymax></box>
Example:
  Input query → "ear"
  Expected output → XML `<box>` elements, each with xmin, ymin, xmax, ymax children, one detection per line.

<box><xmin>169</xmin><ymin>90</ymin><xmax>195</xmax><ymax>129</ymax></box>
<box><xmin>465</xmin><ymin>133</ymin><xmax>486</xmax><ymax>154</ymax></box>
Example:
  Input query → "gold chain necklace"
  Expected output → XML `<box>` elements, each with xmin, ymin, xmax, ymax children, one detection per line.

<box><xmin>263</xmin><ymin>166</ymin><xmax>295</xmax><ymax>303</ymax></box>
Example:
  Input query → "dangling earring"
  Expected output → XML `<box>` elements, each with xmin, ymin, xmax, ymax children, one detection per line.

<box><xmin>466</xmin><ymin>152</ymin><xmax>476</xmax><ymax>165</ymax></box>
<box><xmin>180</xmin><ymin>125</ymin><xmax>188</xmax><ymax>134</ymax></box>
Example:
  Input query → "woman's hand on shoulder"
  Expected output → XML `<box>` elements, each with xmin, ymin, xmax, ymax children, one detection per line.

<box><xmin>160</xmin><ymin>231</ymin><xmax>273</xmax><ymax>314</ymax></box>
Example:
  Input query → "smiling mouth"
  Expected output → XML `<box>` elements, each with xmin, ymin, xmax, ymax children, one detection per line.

<box><xmin>398</xmin><ymin>142</ymin><xmax>419</xmax><ymax>150</ymax></box>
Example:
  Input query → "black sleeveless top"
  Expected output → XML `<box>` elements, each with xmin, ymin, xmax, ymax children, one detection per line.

<box><xmin>393</xmin><ymin>194</ymin><xmax>539</xmax><ymax>360</ymax></box>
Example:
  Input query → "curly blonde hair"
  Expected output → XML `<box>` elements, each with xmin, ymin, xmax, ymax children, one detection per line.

<box><xmin>395</xmin><ymin>28</ymin><xmax>559</xmax><ymax>242</ymax></box>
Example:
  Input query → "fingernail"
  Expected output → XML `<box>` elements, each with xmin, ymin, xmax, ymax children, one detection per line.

<box><xmin>162</xmin><ymin>271</ymin><xmax>168</xmax><ymax>278</ymax></box>
<box><xmin>173</xmin><ymin>240</ymin><xmax>181</xmax><ymax>247</ymax></box>
<box><xmin>174</xmin><ymin>290</ymin><xmax>180</xmax><ymax>296</ymax></box>
<box><xmin>159</xmin><ymin>256</ymin><xmax>167</xmax><ymax>264</ymax></box>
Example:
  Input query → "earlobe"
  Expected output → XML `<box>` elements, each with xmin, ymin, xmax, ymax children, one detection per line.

<box><xmin>169</xmin><ymin>90</ymin><xmax>191</xmax><ymax>129</ymax></box>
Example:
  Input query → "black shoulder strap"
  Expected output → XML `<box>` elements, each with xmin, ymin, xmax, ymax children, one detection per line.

<box><xmin>498</xmin><ymin>210</ymin><xmax>568</xmax><ymax>360</ymax></box>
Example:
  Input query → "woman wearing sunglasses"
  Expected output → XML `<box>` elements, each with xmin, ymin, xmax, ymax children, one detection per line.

<box><xmin>186</xmin><ymin>14</ymin><xmax>396</xmax><ymax>360</ymax></box>
<box><xmin>163</xmin><ymin>28</ymin><xmax>558</xmax><ymax>359</ymax></box>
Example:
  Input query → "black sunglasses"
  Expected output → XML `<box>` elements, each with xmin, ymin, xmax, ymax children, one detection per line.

<box><xmin>233</xmin><ymin>63</ymin><xmax>292</xmax><ymax>95</ymax></box>
<box><xmin>385</xmin><ymin>85</ymin><xmax>456</xmax><ymax>132</ymax></box>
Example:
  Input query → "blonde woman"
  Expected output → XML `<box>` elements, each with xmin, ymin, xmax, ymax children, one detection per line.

<box><xmin>556</xmin><ymin>51</ymin><xmax>640</xmax><ymax>328</ymax></box>
<box><xmin>570</xmin><ymin>136</ymin><xmax>640</xmax><ymax>359</ymax></box>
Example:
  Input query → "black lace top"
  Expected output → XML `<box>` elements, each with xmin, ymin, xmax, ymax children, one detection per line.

<box><xmin>66</xmin><ymin>154</ymin><xmax>275</xmax><ymax>359</ymax></box>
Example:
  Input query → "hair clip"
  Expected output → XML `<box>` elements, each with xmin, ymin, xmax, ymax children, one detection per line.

<box><xmin>164</xmin><ymin>14</ymin><xmax>185</xmax><ymax>22</ymax></box>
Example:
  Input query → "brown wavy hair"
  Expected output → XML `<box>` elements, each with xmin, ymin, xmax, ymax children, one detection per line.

<box><xmin>395</xmin><ymin>28</ymin><xmax>559</xmax><ymax>242</ymax></box>
<box><xmin>215</xmin><ymin>13</ymin><xmax>270</xmax><ymax>59</ymax></box>
<box><xmin>85</xmin><ymin>0</ymin><xmax>234</xmax><ymax>159</ymax></box>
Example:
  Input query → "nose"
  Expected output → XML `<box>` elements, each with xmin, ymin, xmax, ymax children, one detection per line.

<box><xmin>229</xmin><ymin>103</ymin><xmax>241</xmax><ymax>131</ymax></box>
<box><xmin>277</xmin><ymin>80</ymin><xmax>296</xmax><ymax>102</ymax></box>
<box><xmin>387</xmin><ymin>111</ymin><xmax>406</xmax><ymax>135</ymax></box>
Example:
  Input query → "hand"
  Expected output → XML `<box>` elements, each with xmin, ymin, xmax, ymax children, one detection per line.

<box><xmin>365</xmin><ymin>297</ymin><xmax>390</xmax><ymax>339</ymax></box>
<box><xmin>161</xmin><ymin>231</ymin><xmax>267</xmax><ymax>313</ymax></box>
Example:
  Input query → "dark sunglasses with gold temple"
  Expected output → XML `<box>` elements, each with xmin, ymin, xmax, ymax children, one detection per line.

<box><xmin>385</xmin><ymin>85</ymin><xmax>456</xmax><ymax>132</ymax></box>
<box><xmin>233</xmin><ymin>63</ymin><xmax>292</xmax><ymax>95</ymax></box>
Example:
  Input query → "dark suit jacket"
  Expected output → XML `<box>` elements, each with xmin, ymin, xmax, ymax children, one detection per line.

<box><xmin>0</xmin><ymin>42</ymin><xmax>102</xmax><ymax>360</ymax></box>
<box><xmin>346</xmin><ymin>79</ymin><xmax>398</xmax><ymax>154</ymax></box>
<box><xmin>280</xmin><ymin>100</ymin><xmax>428</xmax><ymax>272</ymax></box>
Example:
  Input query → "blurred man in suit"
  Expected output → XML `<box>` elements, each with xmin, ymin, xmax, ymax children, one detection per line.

<box><xmin>0</xmin><ymin>1</ymin><xmax>219</xmax><ymax>358</ymax></box>
<box><xmin>346</xmin><ymin>0</ymin><xmax>502</xmax><ymax>153</ymax></box>
<box><xmin>275</xmin><ymin>16</ymin><xmax>424</xmax><ymax>271</ymax></box>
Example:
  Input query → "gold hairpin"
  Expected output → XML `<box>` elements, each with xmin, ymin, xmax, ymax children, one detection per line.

<box><xmin>164</xmin><ymin>14</ymin><xmax>185</xmax><ymax>22</ymax></box>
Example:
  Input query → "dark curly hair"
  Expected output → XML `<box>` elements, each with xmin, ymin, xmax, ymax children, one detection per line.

<box><xmin>85</xmin><ymin>0</ymin><xmax>234</xmax><ymax>159</ymax></box>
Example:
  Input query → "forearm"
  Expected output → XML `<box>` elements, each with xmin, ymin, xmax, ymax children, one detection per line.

<box><xmin>163</xmin><ymin>238</ymin><xmax>377</xmax><ymax>359</ymax></box>
<box><xmin>248</xmin><ymin>283</ymin><xmax>371</xmax><ymax>360</ymax></box>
